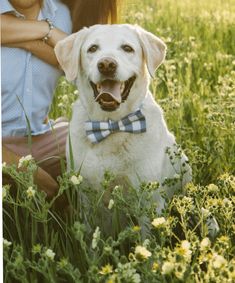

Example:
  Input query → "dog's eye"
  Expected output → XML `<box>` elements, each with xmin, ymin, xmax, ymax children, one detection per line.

<box><xmin>121</xmin><ymin>45</ymin><xmax>134</xmax><ymax>53</ymax></box>
<box><xmin>88</xmin><ymin>45</ymin><xmax>99</xmax><ymax>53</ymax></box>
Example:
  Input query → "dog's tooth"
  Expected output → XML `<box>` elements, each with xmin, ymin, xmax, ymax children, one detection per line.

<box><xmin>120</xmin><ymin>83</ymin><xmax>125</xmax><ymax>92</ymax></box>
<box><xmin>97</xmin><ymin>84</ymin><xmax>101</xmax><ymax>91</ymax></box>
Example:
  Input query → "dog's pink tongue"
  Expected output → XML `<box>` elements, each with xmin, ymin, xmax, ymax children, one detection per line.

<box><xmin>96</xmin><ymin>80</ymin><xmax>122</xmax><ymax>104</ymax></box>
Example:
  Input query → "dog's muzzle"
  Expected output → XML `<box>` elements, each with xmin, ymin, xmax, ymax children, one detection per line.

<box><xmin>90</xmin><ymin>76</ymin><xmax>136</xmax><ymax>112</ymax></box>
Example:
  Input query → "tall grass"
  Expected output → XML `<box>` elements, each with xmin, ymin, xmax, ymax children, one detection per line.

<box><xmin>3</xmin><ymin>0</ymin><xmax>235</xmax><ymax>282</ymax></box>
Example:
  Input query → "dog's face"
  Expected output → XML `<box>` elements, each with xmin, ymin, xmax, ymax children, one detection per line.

<box><xmin>55</xmin><ymin>25</ymin><xmax>166</xmax><ymax>112</ymax></box>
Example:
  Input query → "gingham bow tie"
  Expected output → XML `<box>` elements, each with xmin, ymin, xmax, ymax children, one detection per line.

<box><xmin>85</xmin><ymin>109</ymin><xmax>146</xmax><ymax>143</ymax></box>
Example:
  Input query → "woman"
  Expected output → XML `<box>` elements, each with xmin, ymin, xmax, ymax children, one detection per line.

<box><xmin>1</xmin><ymin>0</ymin><xmax>120</xmax><ymax>198</ymax></box>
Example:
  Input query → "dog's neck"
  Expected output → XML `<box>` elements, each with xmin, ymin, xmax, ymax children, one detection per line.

<box><xmin>77</xmin><ymin>72</ymin><xmax>150</xmax><ymax>121</ymax></box>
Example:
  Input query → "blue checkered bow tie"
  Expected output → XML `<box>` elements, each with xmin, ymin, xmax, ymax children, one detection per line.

<box><xmin>85</xmin><ymin>109</ymin><xmax>147</xmax><ymax>143</ymax></box>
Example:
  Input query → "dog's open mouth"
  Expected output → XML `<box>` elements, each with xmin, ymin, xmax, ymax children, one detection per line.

<box><xmin>90</xmin><ymin>76</ymin><xmax>136</xmax><ymax>111</ymax></box>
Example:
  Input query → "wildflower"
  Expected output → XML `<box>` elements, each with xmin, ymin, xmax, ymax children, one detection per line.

<box><xmin>134</xmin><ymin>245</ymin><xmax>152</xmax><ymax>261</ymax></box>
<box><xmin>106</xmin><ymin>275</ymin><xmax>117</xmax><ymax>283</ymax></box>
<box><xmin>70</xmin><ymin>175</ymin><xmax>83</xmax><ymax>185</ymax></box>
<box><xmin>99</xmin><ymin>263</ymin><xmax>113</xmax><ymax>275</ymax></box>
<box><xmin>152</xmin><ymin>217</ymin><xmax>166</xmax><ymax>228</ymax></box>
<box><xmin>32</xmin><ymin>244</ymin><xmax>42</xmax><ymax>254</ymax></box>
<box><xmin>74</xmin><ymin>89</ymin><xmax>79</xmax><ymax>95</ymax></box>
<box><xmin>45</xmin><ymin>248</ymin><xmax>55</xmax><ymax>261</ymax></box>
<box><xmin>212</xmin><ymin>253</ymin><xmax>227</xmax><ymax>269</ymax></box>
<box><xmin>162</xmin><ymin>261</ymin><xmax>174</xmax><ymax>275</ymax></box>
<box><xmin>62</xmin><ymin>95</ymin><xmax>68</xmax><ymax>102</ymax></box>
<box><xmin>92</xmin><ymin>227</ymin><xmax>100</xmax><ymax>249</ymax></box>
<box><xmin>58</xmin><ymin>258</ymin><xmax>68</xmax><ymax>268</ymax></box>
<box><xmin>174</xmin><ymin>263</ymin><xmax>186</xmax><ymax>279</ymax></box>
<box><xmin>3</xmin><ymin>238</ymin><xmax>12</xmax><ymax>247</ymax></box>
<box><xmin>26</xmin><ymin>186</ymin><xmax>36</xmax><ymax>198</ymax></box>
<box><xmin>132</xmin><ymin>226</ymin><xmax>141</xmax><ymax>232</ymax></box>
<box><xmin>2</xmin><ymin>162</ymin><xmax>6</xmax><ymax>169</ymax></box>
<box><xmin>18</xmin><ymin>154</ymin><xmax>33</xmax><ymax>168</ymax></box>
<box><xmin>152</xmin><ymin>262</ymin><xmax>159</xmax><ymax>273</ymax></box>
<box><xmin>200</xmin><ymin>237</ymin><xmax>211</xmax><ymax>250</ymax></box>
<box><xmin>147</xmin><ymin>181</ymin><xmax>159</xmax><ymax>190</ymax></box>
<box><xmin>108</xmin><ymin>199</ymin><xmax>114</xmax><ymax>210</ymax></box>
<box><xmin>207</xmin><ymin>184</ymin><xmax>219</xmax><ymax>193</ymax></box>
<box><xmin>175</xmin><ymin>240</ymin><xmax>192</xmax><ymax>262</ymax></box>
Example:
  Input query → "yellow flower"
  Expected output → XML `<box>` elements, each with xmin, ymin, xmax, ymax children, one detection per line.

<box><xmin>175</xmin><ymin>240</ymin><xmax>192</xmax><ymax>262</ymax></box>
<box><xmin>132</xmin><ymin>226</ymin><xmax>141</xmax><ymax>232</ymax></box>
<box><xmin>99</xmin><ymin>264</ymin><xmax>113</xmax><ymax>275</ymax></box>
<box><xmin>134</xmin><ymin>245</ymin><xmax>152</xmax><ymax>261</ymax></box>
<box><xmin>26</xmin><ymin>186</ymin><xmax>36</xmax><ymax>198</ymax></box>
<box><xmin>151</xmin><ymin>217</ymin><xmax>166</xmax><ymax>228</ymax></box>
<box><xmin>161</xmin><ymin>261</ymin><xmax>174</xmax><ymax>275</ymax></box>
<box><xmin>152</xmin><ymin>262</ymin><xmax>159</xmax><ymax>273</ymax></box>
<box><xmin>106</xmin><ymin>275</ymin><xmax>117</xmax><ymax>283</ymax></box>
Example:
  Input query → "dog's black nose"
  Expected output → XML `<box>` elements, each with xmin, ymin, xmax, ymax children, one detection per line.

<box><xmin>97</xmin><ymin>57</ymin><xmax>117</xmax><ymax>76</ymax></box>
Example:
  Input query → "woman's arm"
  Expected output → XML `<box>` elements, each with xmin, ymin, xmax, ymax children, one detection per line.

<box><xmin>1</xmin><ymin>14</ymin><xmax>68</xmax><ymax>67</ymax></box>
<box><xmin>5</xmin><ymin>40</ymin><xmax>60</xmax><ymax>67</ymax></box>
<box><xmin>1</xmin><ymin>14</ymin><xmax>67</xmax><ymax>47</ymax></box>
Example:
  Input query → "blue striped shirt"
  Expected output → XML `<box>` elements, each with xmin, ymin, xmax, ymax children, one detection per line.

<box><xmin>1</xmin><ymin>0</ymin><xmax>72</xmax><ymax>136</ymax></box>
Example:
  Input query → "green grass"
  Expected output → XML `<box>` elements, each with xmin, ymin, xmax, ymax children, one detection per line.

<box><xmin>3</xmin><ymin>0</ymin><xmax>235</xmax><ymax>282</ymax></box>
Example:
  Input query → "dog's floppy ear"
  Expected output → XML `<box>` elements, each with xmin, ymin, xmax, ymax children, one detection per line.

<box><xmin>54</xmin><ymin>28</ymin><xmax>88</xmax><ymax>81</ymax></box>
<box><xmin>135</xmin><ymin>26</ymin><xmax>166</xmax><ymax>77</ymax></box>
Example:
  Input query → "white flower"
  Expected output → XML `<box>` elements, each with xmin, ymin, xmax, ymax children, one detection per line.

<box><xmin>3</xmin><ymin>238</ymin><xmax>12</xmax><ymax>247</ymax></box>
<box><xmin>62</xmin><ymin>95</ymin><xmax>68</xmax><ymax>101</ymax></box>
<box><xmin>200</xmin><ymin>238</ymin><xmax>211</xmax><ymax>250</ymax></box>
<box><xmin>45</xmin><ymin>248</ymin><xmax>55</xmax><ymax>261</ymax></box>
<box><xmin>74</xmin><ymin>90</ymin><xmax>79</xmax><ymax>95</ymax></box>
<box><xmin>134</xmin><ymin>245</ymin><xmax>152</xmax><ymax>260</ymax></box>
<box><xmin>70</xmin><ymin>175</ymin><xmax>83</xmax><ymax>185</ymax></box>
<box><xmin>162</xmin><ymin>261</ymin><xmax>175</xmax><ymax>275</ymax></box>
<box><xmin>181</xmin><ymin>240</ymin><xmax>192</xmax><ymax>260</ymax></box>
<box><xmin>92</xmin><ymin>227</ymin><xmax>100</xmax><ymax>249</ymax></box>
<box><xmin>108</xmin><ymin>199</ymin><xmax>114</xmax><ymax>209</ymax></box>
<box><xmin>18</xmin><ymin>155</ymin><xmax>33</xmax><ymax>168</ymax></box>
<box><xmin>152</xmin><ymin>217</ymin><xmax>166</xmax><ymax>228</ymax></box>
<box><xmin>212</xmin><ymin>254</ymin><xmax>227</xmax><ymax>269</ymax></box>
<box><xmin>26</xmin><ymin>186</ymin><xmax>36</xmax><ymax>198</ymax></box>
<box><xmin>2</xmin><ymin>162</ymin><xmax>7</xmax><ymax>169</ymax></box>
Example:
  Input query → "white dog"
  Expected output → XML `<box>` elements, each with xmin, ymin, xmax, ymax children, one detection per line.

<box><xmin>55</xmin><ymin>24</ymin><xmax>192</xmax><ymax>212</ymax></box>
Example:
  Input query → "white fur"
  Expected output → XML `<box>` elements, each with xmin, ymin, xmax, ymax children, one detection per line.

<box><xmin>55</xmin><ymin>24</ymin><xmax>192</xmax><ymax>211</ymax></box>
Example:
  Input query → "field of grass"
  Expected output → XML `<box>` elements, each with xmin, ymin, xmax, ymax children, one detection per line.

<box><xmin>3</xmin><ymin>0</ymin><xmax>235</xmax><ymax>282</ymax></box>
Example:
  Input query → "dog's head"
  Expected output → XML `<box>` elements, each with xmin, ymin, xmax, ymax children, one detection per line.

<box><xmin>55</xmin><ymin>25</ymin><xmax>166</xmax><ymax>112</ymax></box>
